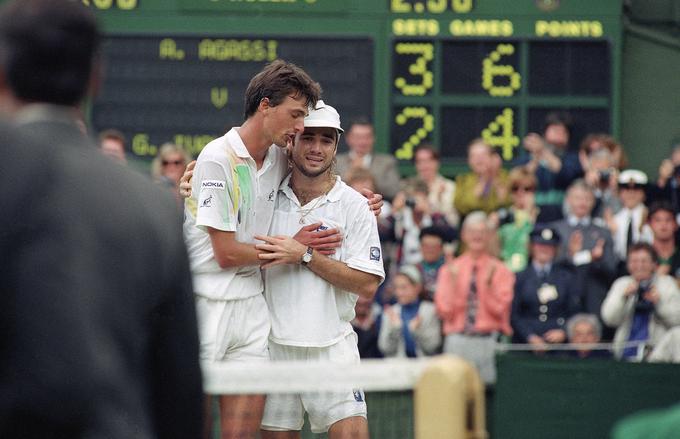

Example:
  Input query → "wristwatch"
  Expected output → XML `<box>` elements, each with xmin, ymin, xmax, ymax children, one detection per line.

<box><xmin>301</xmin><ymin>246</ymin><xmax>313</xmax><ymax>265</ymax></box>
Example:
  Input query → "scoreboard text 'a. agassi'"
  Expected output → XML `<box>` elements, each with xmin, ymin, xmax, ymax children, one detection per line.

<box><xmin>88</xmin><ymin>0</ymin><xmax>622</xmax><ymax>171</ymax></box>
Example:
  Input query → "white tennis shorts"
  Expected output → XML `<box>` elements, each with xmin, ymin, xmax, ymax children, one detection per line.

<box><xmin>195</xmin><ymin>293</ymin><xmax>270</xmax><ymax>362</ymax></box>
<box><xmin>261</xmin><ymin>332</ymin><xmax>367</xmax><ymax>434</ymax></box>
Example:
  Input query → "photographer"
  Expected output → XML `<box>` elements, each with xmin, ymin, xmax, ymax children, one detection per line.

<box><xmin>580</xmin><ymin>148</ymin><xmax>621</xmax><ymax>219</ymax></box>
<box><xmin>649</xmin><ymin>143</ymin><xmax>680</xmax><ymax>216</ymax></box>
<box><xmin>516</xmin><ymin>112</ymin><xmax>583</xmax><ymax>223</ymax></box>
<box><xmin>601</xmin><ymin>243</ymin><xmax>680</xmax><ymax>361</ymax></box>
<box><xmin>389</xmin><ymin>180</ymin><xmax>454</xmax><ymax>266</ymax></box>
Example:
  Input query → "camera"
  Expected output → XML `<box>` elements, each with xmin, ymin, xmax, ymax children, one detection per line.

<box><xmin>405</xmin><ymin>197</ymin><xmax>417</xmax><ymax>209</ymax></box>
<box><xmin>599</xmin><ymin>169</ymin><xmax>611</xmax><ymax>184</ymax></box>
<box><xmin>673</xmin><ymin>165</ymin><xmax>680</xmax><ymax>178</ymax></box>
<box><xmin>634</xmin><ymin>279</ymin><xmax>655</xmax><ymax>312</ymax></box>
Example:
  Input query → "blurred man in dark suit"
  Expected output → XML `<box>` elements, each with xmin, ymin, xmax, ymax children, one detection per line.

<box><xmin>0</xmin><ymin>1</ymin><xmax>203</xmax><ymax>438</ymax></box>
<box><xmin>551</xmin><ymin>180</ymin><xmax>617</xmax><ymax>339</ymax></box>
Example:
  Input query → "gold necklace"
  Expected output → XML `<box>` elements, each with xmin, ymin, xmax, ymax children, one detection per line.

<box><xmin>293</xmin><ymin>176</ymin><xmax>335</xmax><ymax>224</ymax></box>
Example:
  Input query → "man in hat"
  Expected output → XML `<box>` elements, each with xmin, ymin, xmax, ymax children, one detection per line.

<box><xmin>611</xmin><ymin>170</ymin><xmax>653</xmax><ymax>263</ymax></box>
<box><xmin>511</xmin><ymin>225</ymin><xmax>581</xmax><ymax>353</ymax></box>
<box><xmin>254</xmin><ymin>101</ymin><xmax>384</xmax><ymax>438</ymax></box>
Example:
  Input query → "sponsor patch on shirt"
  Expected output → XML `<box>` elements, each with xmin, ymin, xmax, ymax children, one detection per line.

<box><xmin>201</xmin><ymin>180</ymin><xmax>225</xmax><ymax>190</ymax></box>
<box><xmin>200</xmin><ymin>195</ymin><xmax>213</xmax><ymax>208</ymax></box>
<box><xmin>370</xmin><ymin>246</ymin><xmax>381</xmax><ymax>261</ymax></box>
<box><xmin>317</xmin><ymin>225</ymin><xmax>329</xmax><ymax>231</ymax></box>
<box><xmin>352</xmin><ymin>389</ymin><xmax>364</xmax><ymax>402</ymax></box>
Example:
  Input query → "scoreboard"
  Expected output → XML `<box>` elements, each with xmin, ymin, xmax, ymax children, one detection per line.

<box><xmin>86</xmin><ymin>0</ymin><xmax>622</xmax><ymax>173</ymax></box>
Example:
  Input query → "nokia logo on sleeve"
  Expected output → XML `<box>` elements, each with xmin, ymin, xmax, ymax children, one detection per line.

<box><xmin>201</xmin><ymin>180</ymin><xmax>225</xmax><ymax>190</ymax></box>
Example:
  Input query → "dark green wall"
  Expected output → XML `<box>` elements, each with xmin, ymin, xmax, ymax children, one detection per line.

<box><xmin>493</xmin><ymin>354</ymin><xmax>680</xmax><ymax>439</ymax></box>
<box><xmin>620</xmin><ymin>23</ymin><xmax>680</xmax><ymax>178</ymax></box>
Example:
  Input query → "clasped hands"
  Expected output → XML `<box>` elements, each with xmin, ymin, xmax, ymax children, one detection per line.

<box><xmin>254</xmin><ymin>222</ymin><xmax>342</xmax><ymax>269</ymax></box>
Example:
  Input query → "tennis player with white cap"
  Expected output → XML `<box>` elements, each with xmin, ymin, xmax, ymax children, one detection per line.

<box><xmin>256</xmin><ymin>101</ymin><xmax>385</xmax><ymax>439</ymax></box>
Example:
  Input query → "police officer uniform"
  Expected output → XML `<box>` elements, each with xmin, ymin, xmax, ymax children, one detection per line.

<box><xmin>511</xmin><ymin>225</ymin><xmax>581</xmax><ymax>343</ymax></box>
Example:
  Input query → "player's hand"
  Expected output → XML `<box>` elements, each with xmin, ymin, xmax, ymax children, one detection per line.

<box><xmin>360</xmin><ymin>188</ymin><xmax>383</xmax><ymax>218</ymax></box>
<box><xmin>292</xmin><ymin>222</ymin><xmax>342</xmax><ymax>255</ymax></box>
<box><xmin>179</xmin><ymin>160</ymin><xmax>196</xmax><ymax>199</ymax></box>
<box><xmin>255</xmin><ymin>235</ymin><xmax>307</xmax><ymax>268</ymax></box>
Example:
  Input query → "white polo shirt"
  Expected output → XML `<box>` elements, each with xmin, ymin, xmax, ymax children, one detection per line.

<box><xmin>183</xmin><ymin>128</ymin><xmax>288</xmax><ymax>300</ymax></box>
<box><xmin>264</xmin><ymin>175</ymin><xmax>385</xmax><ymax>347</ymax></box>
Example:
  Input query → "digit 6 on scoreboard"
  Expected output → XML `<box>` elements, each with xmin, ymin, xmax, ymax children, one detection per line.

<box><xmin>482</xmin><ymin>43</ymin><xmax>521</xmax><ymax>97</ymax></box>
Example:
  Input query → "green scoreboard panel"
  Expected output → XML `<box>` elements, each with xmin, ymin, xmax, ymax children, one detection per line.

<box><xmin>85</xmin><ymin>0</ymin><xmax>622</xmax><ymax>172</ymax></box>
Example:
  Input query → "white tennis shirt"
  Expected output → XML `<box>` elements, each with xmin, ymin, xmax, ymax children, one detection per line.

<box><xmin>183</xmin><ymin>128</ymin><xmax>288</xmax><ymax>300</ymax></box>
<box><xmin>264</xmin><ymin>175</ymin><xmax>385</xmax><ymax>347</ymax></box>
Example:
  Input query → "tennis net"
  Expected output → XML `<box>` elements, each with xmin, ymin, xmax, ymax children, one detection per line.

<box><xmin>202</xmin><ymin>356</ymin><xmax>486</xmax><ymax>439</ymax></box>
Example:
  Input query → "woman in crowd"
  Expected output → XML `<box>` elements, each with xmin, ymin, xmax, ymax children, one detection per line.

<box><xmin>378</xmin><ymin>266</ymin><xmax>442</xmax><ymax>357</ymax></box>
<box><xmin>151</xmin><ymin>142</ymin><xmax>192</xmax><ymax>200</ymax></box>
<box><xmin>497</xmin><ymin>167</ymin><xmax>540</xmax><ymax>272</ymax></box>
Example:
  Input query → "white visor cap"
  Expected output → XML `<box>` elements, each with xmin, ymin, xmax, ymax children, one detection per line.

<box><xmin>304</xmin><ymin>100</ymin><xmax>344</xmax><ymax>133</ymax></box>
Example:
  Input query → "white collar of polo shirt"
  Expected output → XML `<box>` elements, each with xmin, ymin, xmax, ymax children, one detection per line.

<box><xmin>279</xmin><ymin>174</ymin><xmax>343</xmax><ymax>207</ymax></box>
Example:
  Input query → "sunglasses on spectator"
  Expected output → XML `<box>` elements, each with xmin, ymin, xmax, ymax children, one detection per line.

<box><xmin>511</xmin><ymin>185</ymin><xmax>535</xmax><ymax>193</ymax></box>
<box><xmin>618</xmin><ymin>183</ymin><xmax>644</xmax><ymax>190</ymax></box>
<box><xmin>162</xmin><ymin>159</ymin><xmax>184</xmax><ymax>166</ymax></box>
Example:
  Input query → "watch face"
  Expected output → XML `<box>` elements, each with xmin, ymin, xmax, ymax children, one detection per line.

<box><xmin>302</xmin><ymin>248</ymin><xmax>313</xmax><ymax>264</ymax></box>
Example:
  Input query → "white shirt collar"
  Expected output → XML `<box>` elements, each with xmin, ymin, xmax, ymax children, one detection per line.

<box><xmin>568</xmin><ymin>215</ymin><xmax>591</xmax><ymax>227</ymax></box>
<box><xmin>225</xmin><ymin>127</ymin><xmax>253</xmax><ymax>160</ymax></box>
<box><xmin>532</xmin><ymin>262</ymin><xmax>552</xmax><ymax>274</ymax></box>
<box><xmin>622</xmin><ymin>204</ymin><xmax>645</xmax><ymax>217</ymax></box>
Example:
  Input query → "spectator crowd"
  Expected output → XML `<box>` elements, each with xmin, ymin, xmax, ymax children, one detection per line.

<box><xmin>102</xmin><ymin>110</ymin><xmax>680</xmax><ymax>383</ymax></box>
